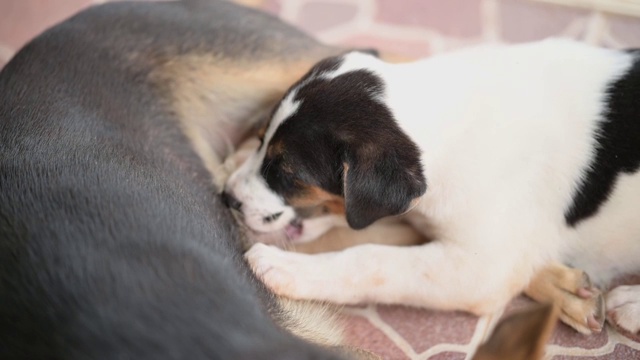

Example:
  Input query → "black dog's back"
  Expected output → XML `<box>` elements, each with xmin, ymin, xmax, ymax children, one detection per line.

<box><xmin>0</xmin><ymin>1</ymin><xmax>341</xmax><ymax>359</ymax></box>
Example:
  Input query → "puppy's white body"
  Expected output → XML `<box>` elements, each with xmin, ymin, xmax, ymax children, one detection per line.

<box><xmin>230</xmin><ymin>39</ymin><xmax>640</xmax><ymax>335</ymax></box>
<box><xmin>366</xmin><ymin>40</ymin><xmax>640</xmax><ymax>312</ymax></box>
<box><xmin>378</xmin><ymin>40</ymin><xmax>640</xmax><ymax>286</ymax></box>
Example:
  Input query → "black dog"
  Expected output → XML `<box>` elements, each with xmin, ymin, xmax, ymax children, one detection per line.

<box><xmin>0</xmin><ymin>1</ymin><xmax>350</xmax><ymax>359</ymax></box>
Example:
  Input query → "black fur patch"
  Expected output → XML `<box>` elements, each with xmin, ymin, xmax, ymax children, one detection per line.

<box><xmin>565</xmin><ymin>51</ymin><xmax>640</xmax><ymax>226</ymax></box>
<box><xmin>257</xmin><ymin>57</ymin><xmax>344</xmax><ymax>150</ymax></box>
<box><xmin>261</xmin><ymin>63</ymin><xmax>426</xmax><ymax>229</ymax></box>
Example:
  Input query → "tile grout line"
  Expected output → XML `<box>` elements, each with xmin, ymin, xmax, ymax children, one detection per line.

<box><xmin>594</xmin><ymin>13</ymin><xmax>632</xmax><ymax>48</ymax></box>
<box><xmin>559</xmin><ymin>17</ymin><xmax>590</xmax><ymax>39</ymax></box>
<box><xmin>462</xmin><ymin>309</ymin><xmax>505</xmax><ymax>360</ymax></box>
<box><xmin>0</xmin><ymin>44</ymin><xmax>15</xmax><ymax>64</ymax></box>
<box><xmin>545</xmin><ymin>326</ymin><xmax>617</xmax><ymax>357</ymax></box>
<box><xmin>416</xmin><ymin>343</ymin><xmax>470</xmax><ymax>360</ymax></box>
<box><xmin>315</xmin><ymin>0</ymin><xmax>378</xmax><ymax>44</ymax></box>
<box><xmin>278</xmin><ymin>0</ymin><xmax>304</xmax><ymax>24</ymax></box>
<box><xmin>348</xmin><ymin>305</ymin><xmax>420</xmax><ymax>359</ymax></box>
<box><xmin>609</xmin><ymin>325</ymin><xmax>640</xmax><ymax>351</ymax></box>
<box><xmin>481</xmin><ymin>0</ymin><xmax>502</xmax><ymax>43</ymax></box>
<box><xmin>583</xmin><ymin>11</ymin><xmax>609</xmax><ymax>45</ymax></box>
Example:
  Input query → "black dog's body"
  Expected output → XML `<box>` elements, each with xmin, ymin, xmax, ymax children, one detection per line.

<box><xmin>0</xmin><ymin>1</ymin><xmax>341</xmax><ymax>358</ymax></box>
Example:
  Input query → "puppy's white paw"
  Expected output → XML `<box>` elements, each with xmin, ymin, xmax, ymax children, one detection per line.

<box><xmin>606</xmin><ymin>285</ymin><xmax>640</xmax><ymax>341</ymax></box>
<box><xmin>245</xmin><ymin>243</ymin><xmax>311</xmax><ymax>298</ymax></box>
<box><xmin>245</xmin><ymin>244</ymin><xmax>364</xmax><ymax>304</ymax></box>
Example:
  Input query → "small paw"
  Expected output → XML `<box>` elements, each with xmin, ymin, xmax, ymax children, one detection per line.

<box><xmin>529</xmin><ymin>266</ymin><xmax>605</xmax><ymax>335</ymax></box>
<box><xmin>245</xmin><ymin>243</ymin><xmax>305</xmax><ymax>297</ymax></box>
<box><xmin>245</xmin><ymin>243</ymin><xmax>343</xmax><ymax>302</ymax></box>
<box><xmin>606</xmin><ymin>285</ymin><xmax>640</xmax><ymax>342</ymax></box>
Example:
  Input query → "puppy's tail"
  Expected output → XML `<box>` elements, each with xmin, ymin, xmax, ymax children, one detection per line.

<box><xmin>276</xmin><ymin>298</ymin><xmax>344</xmax><ymax>346</ymax></box>
<box><xmin>276</xmin><ymin>298</ymin><xmax>381</xmax><ymax>360</ymax></box>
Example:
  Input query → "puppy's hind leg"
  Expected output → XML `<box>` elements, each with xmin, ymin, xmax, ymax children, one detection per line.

<box><xmin>275</xmin><ymin>298</ymin><xmax>344</xmax><ymax>347</ymax></box>
<box><xmin>606</xmin><ymin>285</ymin><xmax>640</xmax><ymax>342</ymax></box>
<box><xmin>276</xmin><ymin>298</ymin><xmax>381</xmax><ymax>359</ymax></box>
<box><xmin>291</xmin><ymin>218</ymin><xmax>427</xmax><ymax>255</ymax></box>
<box><xmin>524</xmin><ymin>262</ymin><xmax>605</xmax><ymax>334</ymax></box>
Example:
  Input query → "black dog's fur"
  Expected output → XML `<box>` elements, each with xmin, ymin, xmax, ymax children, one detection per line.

<box><xmin>0</xmin><ymin>1</ymin><xmax>343</xmax><ymax>359</ymax></box>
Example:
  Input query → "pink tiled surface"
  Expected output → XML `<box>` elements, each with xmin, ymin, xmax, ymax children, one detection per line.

<box><xmin>2</xmin><ymin>0</ymin><xmax>640</xmax><ymax>359</ymax></box>
<box><xmin>342</xmin><ymin>292</ymin><xmax>640</xmax><ymax>360</ymax></box>
<box><xmin>4</xmin><ymin>0</ymin><xmax>640</xmax><ymax>69</ymax></box>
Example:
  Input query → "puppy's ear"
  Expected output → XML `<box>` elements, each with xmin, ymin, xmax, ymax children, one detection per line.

<box><xmin>343</xmin><ymin>145</ymin><xmax>426</xmax><ymax>230</ymax></box>
<box><xmin>472</xmin><ymin>303</ymin><xmax>558</xmax><ymax>360</ymax></box>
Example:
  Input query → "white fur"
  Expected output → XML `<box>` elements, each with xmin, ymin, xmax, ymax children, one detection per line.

<box><xmin>607</xmin><ymin>286</ymin><xmax>640</xmax><ymax>334</ymax></box>
<box><xmin>225</xmin><ymin>95</ymin><xmax>303</xmax><ymax>233</ymax></box>
<box><xmin>229</xmin><ymin>39</ymin><xmax>640</xmax><ymax>332</ymax></box>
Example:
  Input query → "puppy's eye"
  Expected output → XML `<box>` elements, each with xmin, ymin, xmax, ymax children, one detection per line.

<box><xmin>263</xmin><ymin>212</ymin><xmax>283</xmax><ymax>223</ymax></box>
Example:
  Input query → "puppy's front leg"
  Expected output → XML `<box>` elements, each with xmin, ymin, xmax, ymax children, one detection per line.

<box><xmin>246</xmin><ymin>241</ymin><xmax>517</xmax><ymax>314</ymax></box>
<box><xmin>246</xmin><ymin>243</ymin><xmax>428</xmax><ymax>305</ymax></box>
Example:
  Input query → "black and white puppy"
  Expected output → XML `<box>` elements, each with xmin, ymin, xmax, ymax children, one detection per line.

<box><xmin>224</xmin><ymin>39</ymin><xmax>640</xmax><ymax>338</ymax></box>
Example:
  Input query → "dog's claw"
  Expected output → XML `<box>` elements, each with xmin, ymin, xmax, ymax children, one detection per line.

<box><xmin>593</xmin><ymin>292</ymin><xmax>606</xmax><ymax>331</ymax></box>
<box><xmin>574</xmin><ymin>272</ymin><xmax>605</xmax><ymax>333</ymax></box>
<box><xmin>582</xmin><ymin>287</ymin><xmax>606</xmax><ymax>333</ymax></box>
<box><xmin>587</xmin><ymin>313</ymin><xmax>603</xmax><ymax>333</ymax></box>
<box><xmin>572</xmin><ymin>286</ymin><xmax>605</xmax><ymax>334</ymax></box>
<box><xmin>578</xmin><ymin>288</ymin><xmax>595</xmax><ymax>299</ymax></box>
<box><xmin>576</xmin><ymin>272</ymin><xmax>596</xmax><ymax>298</ymax></box>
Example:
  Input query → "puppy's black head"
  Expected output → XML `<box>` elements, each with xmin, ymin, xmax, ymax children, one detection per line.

<box><xmin>258</xmin><ymin>52</ymin><xmax>426</xmax><ymax>229</ymax></box>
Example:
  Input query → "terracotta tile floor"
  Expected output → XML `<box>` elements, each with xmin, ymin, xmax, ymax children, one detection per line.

<box><xmin>2</xmin><ymin>0</ymin><xmax>640</xmax><ymax>359</ymax></box>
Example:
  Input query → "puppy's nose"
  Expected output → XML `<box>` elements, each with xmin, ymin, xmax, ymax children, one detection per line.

<box><xmin>221</xmin><ymin>191</ymin><xmax>242</xmax><ymax>211</ymax></box>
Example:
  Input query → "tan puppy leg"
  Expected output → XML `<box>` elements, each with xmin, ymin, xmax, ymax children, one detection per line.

<box><xmin>525</xmin><ymin>263</ymin><xmax>605</xmax><ymax>334</ymax></box>
<box><xmin>291</xmin><ymin>218</ymin><xmax>426</xmax><ymax>254</ymax></box>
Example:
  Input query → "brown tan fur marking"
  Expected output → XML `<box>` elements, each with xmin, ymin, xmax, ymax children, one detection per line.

<box><xmin>149</xmin><ymin>52</ymin><xmax>338</xmax><ymax>189</ymax></box>
<box><xmin>288</xmin><ymin>184</ymin><xmax>346</xmax><ymax>216</ymax></box>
